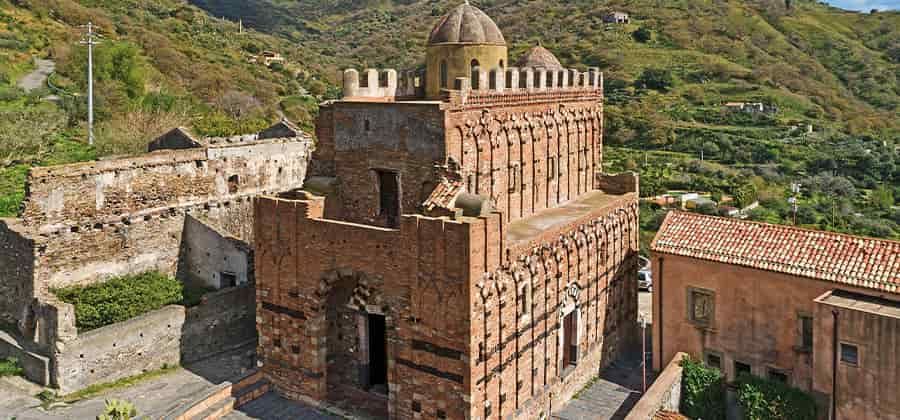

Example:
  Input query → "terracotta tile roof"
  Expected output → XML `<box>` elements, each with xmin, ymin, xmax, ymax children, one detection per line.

<box><xmin>654</xmin><ymin>411</ymin><xmax>688</xmax><ymax>420</ymax></box>
<box><xmin>651</xmin><ymin>211</ymin><xmax>900</xmax><ymax>293</ymax></box>
<box><xmin>421</xmin><ymin>176</ymin><xmax>464</xmax><ymax>212</ymax></box>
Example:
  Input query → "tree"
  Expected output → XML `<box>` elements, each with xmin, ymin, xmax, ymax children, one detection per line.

<box><xmin>215</xmin><ymin>90</ymin><xmax>262</xmax><ymax>118</ymax></box>
<box><xmin>635</xmin><ymin>68</ymin><xmax>675</xmax><ymax>92</ymax></box>
<box><xmin>632</xmin><ymin>27</ymin><xmax>652</xmax><ymax>43</ymax></box>
<box><xmin>870</xmin><ymin>184</ymin><xmax>895</xmax><ymax>211</ymax></box>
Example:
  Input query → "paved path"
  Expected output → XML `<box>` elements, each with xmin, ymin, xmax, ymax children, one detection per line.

<box><xmin>0</xmin><ymin>345</ymin><xmax>255</xmax><ymax>420</ymax></box>
<box><xmin>17</xmin><ymin>58</ymin><xmax>54</xmax><ymax>92</ymax></box>
<box><xmin>225</xmin><ymin>392</ymin><xmax>337</xmax><ymax>420</ymax></box>
<box><xmin>553</xmin><ymin>292</ymin><xmax>655</xmax><ymax>420</ymax></box>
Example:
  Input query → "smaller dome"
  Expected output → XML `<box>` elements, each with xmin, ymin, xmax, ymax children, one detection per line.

<box><xmin>515</xmin><ymin>44</ymin><xmax>563</xmax><ymax>69</ymax></box>
<box><xmin>428</xmin><ymin>3</ymin><xmax>506</xmax><ymax>46</ymax></box>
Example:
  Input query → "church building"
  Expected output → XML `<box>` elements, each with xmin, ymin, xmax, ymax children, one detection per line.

<box><xmin>253</xmin><ymin>3</ymin><xmax>641</xmax><ymax>419</ymax></box>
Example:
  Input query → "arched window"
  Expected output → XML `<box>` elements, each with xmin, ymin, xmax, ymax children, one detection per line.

<box><xmin>440</xmin><ymin>60</ymin><xmax>449</xmax><ymax>88</ymax></box>
<box><xmin>471</xmin><ymin>59</ymin><xmax>480</xmax><ymax>89</ymax></box>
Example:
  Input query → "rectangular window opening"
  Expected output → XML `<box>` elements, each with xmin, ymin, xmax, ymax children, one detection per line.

<box><xmin>376</xmin><ymin>170</ymin><xmax>400</xmax><ymax>228</ymax></box>
<box><xmin>800</xmin><ymin>315</ymin><xmax>813</xmax><ymax>351</ymax></box>
<box><xmin>221</xmin><ymin>271</ymin><xmax>237</xmax><ymax>289</ymax></box>
<box><xmin>734</xmin><ymin>361</ymin><xmax>751</xmax><ymax>379</ymax></box>
<box><xmin>705</xmin><ymin>353</ymin><xmax>722</xmax><ymax>371</ymax></box>
<box><xmin>563</xmin><ymin>311</ymin><xmax>578</xmax><ymax>367</ymax></box>
<box><xmin>840</xmin><ymin>343</ymin><xmax>859</xmax><ymax>366</ymax></box>
<box><xmin>768</xmin><ymin>368</ymin><xmax>788</xmax><ymax>383</ymax></box>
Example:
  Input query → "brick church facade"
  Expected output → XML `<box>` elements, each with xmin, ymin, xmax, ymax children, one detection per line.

<box><xmin>253</xmin><ymin>3</ymin><xmax>640</xmax><ymax>419</ymax></box>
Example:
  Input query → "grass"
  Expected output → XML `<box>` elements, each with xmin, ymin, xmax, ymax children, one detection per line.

<box><xmin>0</xmin><ymin>356</ymin><xmax>23</xmax><ymax>377</ymax></box>
<box><xmin>61</xmin><ymin>364</ymin><xmax>180</xmax><ymax>404</ymax></box>
<box><xmin>35</xmin><ymin>363</ymin><xmax>180</xmax><ymax>408</ymax></box>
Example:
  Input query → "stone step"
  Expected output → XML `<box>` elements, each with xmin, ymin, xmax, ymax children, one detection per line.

<box><xmin>194</xmin><ymin>395</ymin><xmax>236</xmax><ymax>420</ymax></box>
<box><xmin>233</xmin><ymin>378</ymin><xmax>269</xmax><ymax>407</ymax></box>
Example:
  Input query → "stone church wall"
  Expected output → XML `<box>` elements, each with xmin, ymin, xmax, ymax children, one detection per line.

<box><xmin>444</xmin><ymin>89</ymin><xmax>603</xmax><ymax>227</ymax></box>
<box><xmin>254</xmin><ymin>195</ymin><xmax>475</xmax><ymax>419</ymax></box>
<box><xmin>466</xmin><ymin>195</ymin><xmax>639</xmax><ymax>420</ymax></box>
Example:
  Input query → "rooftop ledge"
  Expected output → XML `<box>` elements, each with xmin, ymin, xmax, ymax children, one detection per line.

<box><xmin>507</xmin><ymin>190</ymin><xmax>633</xmax><ymax>245</ymax></box>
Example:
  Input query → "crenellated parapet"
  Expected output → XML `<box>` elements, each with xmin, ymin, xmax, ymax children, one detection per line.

<box><xmin>340</xmin><ymin>68</ymin><xmax>425</xmax><ymax>100</ymax></box>
<box><xmin>339</xmin><ymin>66</ymin><xmax>603</xmax><ymax>103</ymax></box>
<box><xmin>451</xmin><ymin>66</ymin><xmax>603</xmax><ymax>105</ymax></box>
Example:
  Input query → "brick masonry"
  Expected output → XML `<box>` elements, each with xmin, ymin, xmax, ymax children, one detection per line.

<box><xmin>257</xmin><ymin>41</ymin><xmax>640</xmax><ymax>419</ymax></box>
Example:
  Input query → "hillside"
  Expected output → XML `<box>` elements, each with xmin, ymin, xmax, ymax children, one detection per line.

<box><xmin>0</xmin><ymin>0</ymin><xmax>898</xmax><ymax>240</ymax></box>
<box><xmin>188</xmin><ymin>0</ymin><xmax>900</xmax><ymax>240</ymax></box>
<box><xmin>0</xmin><ymin>0</ymin><xmax>338</xmax><ymax>214</ymax></box>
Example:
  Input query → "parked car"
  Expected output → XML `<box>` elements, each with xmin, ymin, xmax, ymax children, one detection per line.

<box><xmin>638</xmin><ymin>269</ymin><xmax>652</xmax><ymax>291</ymax></box>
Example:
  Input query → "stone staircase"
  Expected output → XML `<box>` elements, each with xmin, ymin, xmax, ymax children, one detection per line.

<box><xmin>165</xmin><ymin>369</ymin><xmax>270</xmax><ymax>420</ymax></box>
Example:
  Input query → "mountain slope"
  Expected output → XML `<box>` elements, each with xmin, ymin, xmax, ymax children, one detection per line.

<box><xmin>191</xmin><ymin>0</ymin><xmax>898</xmax><ymax>134</ymax></box>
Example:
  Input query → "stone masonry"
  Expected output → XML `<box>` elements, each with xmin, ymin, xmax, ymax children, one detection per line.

<box><xmin>254</xmin><ymin>4</ymin><xmax>640</xmax><ymax>419</ymax></box>
<box><xmin>0</xmin><ymin>120</ymin><xmax>313</xmax><ymax>390</ymax></box>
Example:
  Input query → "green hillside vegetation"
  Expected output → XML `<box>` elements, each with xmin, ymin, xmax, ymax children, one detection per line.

<box><xmin>1</xmin><ymin>0</ymin><xmax>898</xmax><ymax>241</ymax></box>
<box><xmin>188</xmin><ymin>0</ymin><xmax>899</xmax><ymax>240</ymax></box>
<box><xmin>0</xmin><ymin>0</ymin><xmax>338</xmax><ymax>216</ymax></box>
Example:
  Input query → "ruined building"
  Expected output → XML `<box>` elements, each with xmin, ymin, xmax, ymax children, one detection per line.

<box><xmin>0</xmin><ymin>120</ymin><xmax>313</xmax><ymax>391</ymax></box>
<box><xmin>254</xmin><ymin>3</ymin><xmax>640</xmax><ymax>419</ymax></box>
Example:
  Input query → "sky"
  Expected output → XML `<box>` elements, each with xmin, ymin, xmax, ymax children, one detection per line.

<box><xmin>825</xmin><ymin>0</ymin><xmax>900</xmax><ymax>11</ymax></box>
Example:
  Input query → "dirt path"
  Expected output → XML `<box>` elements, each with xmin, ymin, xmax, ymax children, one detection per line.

<box><xmin>17</xmin><ymin>58</ymin><xmax>55</xmax><ymax>92</ymax></box>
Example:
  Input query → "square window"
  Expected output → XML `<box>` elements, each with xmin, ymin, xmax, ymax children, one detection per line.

<box><xmin>840</xmin><ymin>343</ymin><xmax>859</xmax><ymax>366</ymax></box>
<box><xmin>705</xmin><ymin>353</ymin><xmax>722</xmax><ymax>371</ymax></box>
<box><xmin>768</xmin><ymin>368</ymin><xmax>788</xmax><ymax>383</ymax></box>
<box><xmin>291</xmin><ymin>345</ymin><xmax>300</xmax><ymax>354</ymax></box>
<box><xmin>436</xmin><ymin>409</ymin><xmax>446</xmax><ymax>419</ymax></box>
<box><xmin>688</xmin><ymin>288</ymin><xmax>715</xmax><ymax>326</ymax></box>
<box><xmin>412</xmin><ymin>401</ymin><xmax>421</xmax><ymax>413</ymax></box>
<box><xmin>734</xmin><ymin>361</ymin><xmax>751</xmax><ymax>379</ymax></box>
<box><xmin>273</xmin><ymin>338</ymin><xmax>281</xmax><ymax>348</ymax></box>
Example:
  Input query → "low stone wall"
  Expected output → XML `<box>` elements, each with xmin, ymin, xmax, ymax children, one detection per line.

<box><xmin>54</xmin><ymin>305</ymin><xmax>184</xmax><ymax>392</ymax></box>
<box><xmin>181</xmin><ymin>285</ymin><xmax>257</xmax><ymax>363</ymax></box>
<box><xmin>51</xmin><ymin>286</ymin><xmax>256</xmax><ymax>393</ymax></box>
<box><xmin>624</xmin><ymin>352</ymin><xmax>688</xmax><ymax>420</ymax></box>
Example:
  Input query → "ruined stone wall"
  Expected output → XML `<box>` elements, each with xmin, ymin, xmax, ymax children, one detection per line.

<box><xmin>0</xmin><ymin>220</ymin><xmax>34</xmax><ymax>325</ymax></box>
<box><xmin>314</xmin><ymin>102</ymin><xmax>446</xmax><ymax>227</ymax></box>
<box><xmin>180</xmin><ymin>214</ymin><xmax>252</xmax><ymax>289</ymax></box>
<box><xmin>19</xmin><ymin>139</ymin><xmax>310</xmax><ymax>292</ymax></box>
<box><xmin>466</xmin><ymin>197</ymin><xmax>639</xmax><ymax>420</ymax></box>
<box><xmin>52</xmin><ymin>285</ymin><xmax>256</xmax><ymax>393</ymax></box>
<box><xmin>445</xmin><ymin>90</ymin><xmax>603</xmax><ymax>226</ymax></box>
<box><xmin>254</xmin><ymin>196</ymin><xmax>474</xmax><ymax>419</ymax></box>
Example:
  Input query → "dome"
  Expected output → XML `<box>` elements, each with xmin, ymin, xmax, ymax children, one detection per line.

<box><xmin>515</xmin><ymin>44</ymin><xmax>562</xmax><ymax>69</ymax></box>
<box><xmin>427</xmin><ymin>2</ymin><xmax>506</xmax><ymax>46</ymax></box>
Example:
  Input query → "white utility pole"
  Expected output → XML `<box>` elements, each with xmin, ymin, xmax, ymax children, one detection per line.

<box><xmin>79</xmin><ymin>22</ymin><xmax>101</xmax><ymax>145</ymax></box>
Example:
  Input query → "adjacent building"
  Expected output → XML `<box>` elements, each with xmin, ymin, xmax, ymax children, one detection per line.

<box><xmin>253</xmin><ymin>3</ymin><xmax>641</xmax><ymax>419</ymax></box>
<box><xmin>651</xmin><ymin>211</ymin><xmax>900</xmax><ymax>419</ymax></box>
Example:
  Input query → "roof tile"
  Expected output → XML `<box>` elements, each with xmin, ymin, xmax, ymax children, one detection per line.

<box><xmin>651</xmin><ymin>212</ymin><xmax>900</xmax><ymax>293</ymax></box>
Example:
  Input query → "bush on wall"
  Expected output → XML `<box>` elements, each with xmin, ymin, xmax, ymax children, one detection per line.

<box><xmin>53</xmin><ymin>272</ymin><xmax>183</xmax><ymax>332</ymax></box>
<box><xmin>735</xmin><ymin>374</ymin><xmax>817</xmax><ymax>420</ymax></box>
<box><xmin>680</xmin><ymin>356</ymin><xmax>726</xmax><ymax>420</ymax></box>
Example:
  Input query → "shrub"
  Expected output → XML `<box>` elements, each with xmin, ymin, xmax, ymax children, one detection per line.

<box><xmin>97</xmin><ymin>399</ymin><xmax>137</xmax><ymax>420</ymax></box>
<box><xmin>735</xmin><ymin>374</ymin><xmax>817</xmax><ymax>420</ymax></box>
<box><xmin>53</xmin><ymin>272</ymin><xmax>183</xmax><ymax>332</ymax></box>
<box><xmin>635</xmin><ymin>68</ymin><xmax>675</xmax><ymax>92</ymax></box>
<box><xmin>681</xmin><ymin>356</ymin><xmax>726</xmax><ymax>420</ymax></box>
<box><xmin>632</xmin><ymin>27</ymin><xmax>652</xmax><ymax>43</ymax></box>
<box><xmin>0</xmin><ymin>357</ymin><xmax>23</xmax><ymax>377</ymax></box>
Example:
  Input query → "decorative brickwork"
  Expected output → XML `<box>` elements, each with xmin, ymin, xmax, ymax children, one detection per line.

<box><xmin>255</xmin><ymin>4</ymin><xmax>639</xmax><ymax>419</ymax></box>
